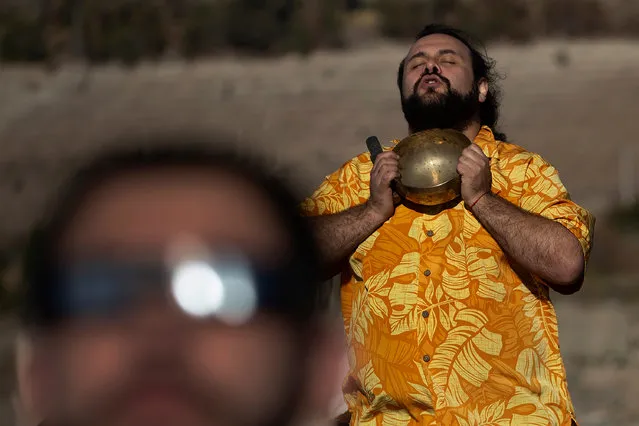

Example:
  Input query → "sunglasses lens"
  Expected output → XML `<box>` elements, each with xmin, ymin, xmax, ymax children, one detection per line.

<box><xmin>170</xmin><ymin>258</ymin><xmax>258</xmax><ymax>324</ymax></box>
<box><xmin>51</xmin><ymin>255</ymin><xmax>270</xmax><ymax>324</ymax></box>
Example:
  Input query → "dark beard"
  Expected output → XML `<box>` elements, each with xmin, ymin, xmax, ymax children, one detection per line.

<box><xmin>401</xmin><ymin>76</ymin><xmax>480</xmax><ymax>134</ymax></box>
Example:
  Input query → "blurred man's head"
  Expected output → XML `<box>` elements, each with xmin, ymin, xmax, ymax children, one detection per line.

<box><xmin>21</xmin><ymin>135</ymin><xmax>336</xmax><ymax>426</ymax></box>
<box><xmin>397</xmin><ymin>24</ymin><xmax>506</xmax><ymax>139</ymax></box>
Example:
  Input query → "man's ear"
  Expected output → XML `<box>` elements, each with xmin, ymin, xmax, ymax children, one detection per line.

<box><xmin>478</xmin><ymin>78</ymin><xmax>489</xmax><ymax>103</ymax></box>
<box><xmin>15</xmin><ymin>332</ymin><xmax>45</xmax><ymax>426</ymax></box>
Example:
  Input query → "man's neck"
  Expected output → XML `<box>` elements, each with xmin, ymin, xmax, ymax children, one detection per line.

<box><xmin>409</xmin><ymin>121</ymin><xmax>482</xmax><ymax>143</ymax></box>
<box><xmin>460</xmin><ymin>121</ymin><xmax>482</xmax><ymax>143</ymax></box>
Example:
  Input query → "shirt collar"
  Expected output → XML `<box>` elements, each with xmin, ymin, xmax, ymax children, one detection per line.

<box><xmin>473</xmin><ymin>126</ymin><xmax>500</xmax><ymax>158</ymax></box>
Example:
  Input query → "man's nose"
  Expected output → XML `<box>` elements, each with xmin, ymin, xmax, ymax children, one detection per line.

<box><xmin>128</xmin><ymin>296</ymin><xmax>188</xmax><ymax>339</ymax></box>
<box><xmin>425</xmin><ymin>61</ymin><xmax>440</xmax><ymax>74</ymax></box>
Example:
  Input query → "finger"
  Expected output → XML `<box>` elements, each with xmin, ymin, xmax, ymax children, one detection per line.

<box><xmin>386</xmin><ymin>169</ymin><xmax>400</xmax><ymax>182</ymax></box>
<box><xmin>372</xmin><ymin>164</ymin><xmax>399</xmax><ymax>187</ymax></box>
<box><xmin>374</xmin><ymin>152</ymin><xmax>399</xmax><ymax>164</ymax></box>
<box><xmin>457</xmin><ymin>156</ymin><xmax>477</xmax><ymax>171</ymax></box>
<box><xmin>374</xmin><ymin>156</ymin><xmax>399</xmax><ymax>169</ymax></box>
<box><xmin>466</xmin><ymin>145</ymin><xmax>490</xmax><ymax>163</ymax></box>
<box><xmin>372</xmin><ymin>161</ymin><xmax>399</xmax><ymax>181</ymax></box>
<box><xmin>372</xmin><ymin>156</ymin><xmax>399</xmax><ymax>175</ymax></box>
<box><xmin>380</xmin><ymin>169</ymin><xmax>400</xmax><ymax>186</ymax></box>
<box><xmin>460</xmin><ymin>151</ymin><xmax>487</xmax><ymax>168</ymax></box>
<box><xmin>467</xmin><ymin>144</ymin><xmax>486</xmax><ymax>156</ymax></box>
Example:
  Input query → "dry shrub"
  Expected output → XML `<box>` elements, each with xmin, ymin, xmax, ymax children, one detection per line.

<box><xmin>83</xmin><ymin>2</ymin><xmax>167</xmax><ymax>66</ymax></box>
<box><xmin>617</xmin><ymin>10</ymin><xmax>639</xmax><ymax>37</ymax></box>
<box><xmin>0</xmin><ymin>10</ymin><xmax>46</xmax><ymax>62</ymax></box>
<box><xmin>223</xmin><ymin>0</ymin><xmax>345</xmax><ymax>55</ymax></box>
<box><xmin>374</xmin><ymin>0</ymin><xmax>638</xmax><ymax>42</ymax></box>
<box><xmin>375</xmin><ymin>0</ymin><xmax>433</xmax><ymax>40</ymax></box>
<box><xmin>0</xmin><ymin>0</ymin><xmax>346</xmax><ymax>63</ymax></box>
<box><xmin>375</xmin><ymin>0</ymin><xmax>533</xmax><ymax>43</ymax></box>
<box><xmin>541</xmin><ymin>0</ymin><xmax>610</xmax><ymax>37</ymax></box>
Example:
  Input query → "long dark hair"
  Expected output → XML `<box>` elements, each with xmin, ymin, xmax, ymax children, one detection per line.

<box><xmin>397</xmin><ymin>24</ymin><xmax>507</xmax><ymax>141</ymax></box>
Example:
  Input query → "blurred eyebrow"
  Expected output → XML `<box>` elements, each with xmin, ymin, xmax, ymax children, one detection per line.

<box><xmin>407</xmin><ymin>49</ymin><xmax>460</xmax><ymax>63</ymax></box>
<box><xmin>438</xmin><ymin>49</ymin><xmax>459</xmax><ymax>56</ymax></box>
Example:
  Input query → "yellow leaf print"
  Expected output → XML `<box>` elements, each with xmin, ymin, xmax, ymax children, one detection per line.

<box><xmin>375</xmin><ymin>407</ymin><xmax>413</xmax><ymax>424</ymax></box>
<box><xmin>366</xmin><ymin>270</ymin><xmax>391</xmax><ymax>319</ymax></box>
<box><xmin>418</xmin><ymin>272</ymin><xmax>467</xmax><ymax>342</ymax></box>
<box><xmin>357</xmin><ymin>361</ymin><xmax>407</xmax><ymax>422</ymax></box>
<box><xmin>408</xmin><ymin>213</ymin><xmax>453</xmax><ymax>244</ymax></box>
<box><xmin>358</xmin><ymin>231</ymin><xmax>380</xmax><ymax>257</ymax></box>
<box><xmin>358</xmin><ymin>360</ymin><xmax>383</xmax><ymax>396</ymax></box>
<box><xmin>408</xmin><ymin>381</ymin><xmax>435</xmax><ymax>412</ymax></box>
<box><xmin>490</xmin><ymin>169</ymin><xmax>511</xmax><ymax>197</ymax></box>
<box><xmin>515</xmin><ymin>349</ymin><xmax>567</xmax><ymax>407</ymax></box>
<box><xmin>518</xmin><ymin>286</ymin><xmax>560</xmax><ymax>351</ymax></box>
<box><xmin>388</xmin><ymin>252</ymin><xmax>421</xmax><ymax>335</ymax></box>
<box><xmin>300</xmin><ymin>185</ymin><xmax>349</xmax><ymax>215</ymax></box>
<box><xmin>349</xmin><ymin>269</ymin><xmax>392</xmax><ymax>345</ymax></box>
<box><xmin>507</xmin><ymin>386</ymin><xmax>557</xmax><ymax>425</ymax></box>
<box><xmin>388</xmin><ymin>282</ymin><xmax>418</xmax><ymax>335</ymax></box>
<box><xmin>349</xmin><ymin>287</ymin><xmax>368</xmax><ymax>345</ymax></box>
<box><xmin>455</xmin><ymin>401</ymin><xmax>510</xmax><ymax>426</ymax></box>
<box><xmin>442</xmin><ymin>236</ymin><xmax>506</xmax><ymax>302</ymax></box>
<box><xmin>431</xmin><ymin>309</ymin><xmax>503</xmax><ymax>407</ymax></box>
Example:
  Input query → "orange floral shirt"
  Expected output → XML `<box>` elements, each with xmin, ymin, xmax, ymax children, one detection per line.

<box><xmin>302</xmin><ymin>127</ymin><xmax>594</xmax><ymax>426</ymax></box>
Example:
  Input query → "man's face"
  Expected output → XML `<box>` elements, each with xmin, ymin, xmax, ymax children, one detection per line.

<box><xmin>400</xmin><ymin>33</ymin><xmax>487</xmax><ymax>132</ymax></box>
<box><xmin>31</xmin><ymin>169</ymin><xmax>314</xmax><ymax>426</ymax></box>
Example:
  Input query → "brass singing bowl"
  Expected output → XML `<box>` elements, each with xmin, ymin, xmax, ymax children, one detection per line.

<box><xmin>392</xmin><ymin>129</ymin><xmax>471</xmax><ymax>206</ymax></box>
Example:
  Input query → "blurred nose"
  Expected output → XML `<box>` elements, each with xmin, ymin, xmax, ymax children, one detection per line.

<box><xmin>128</xmin><ymin>296</ymin><xmax>188</xmax><ymax>345</ymax></box>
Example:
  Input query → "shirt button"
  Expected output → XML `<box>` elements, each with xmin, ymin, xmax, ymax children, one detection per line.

<box><xmin>424</xmin><ymin>269</ymin><xmax>431</xmax><ymax>276</ymax></box>
<box><xmin>423</xmin><ymin>354</ymin><xmax>431</xmax><ymax>362</ymax></box>
<box><xmin>427</xmin><ymin>230</ymin><xmax>434</xmax><ymax>237</ymax></box>
<box><xmin>422</xmin><ymin>310</ymin><xmax>429</xmax><ymax>318</ymax></box>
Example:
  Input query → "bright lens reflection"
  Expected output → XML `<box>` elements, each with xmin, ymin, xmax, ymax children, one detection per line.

<box><xmin>171</xmin><ymin>261</ymin><xmax>224</xmax><ymax>317</ymax></box>
<box><xmin>170</xmin><ymin>257</ymin><xmax>258</xmax><ymax>324</ymax></box>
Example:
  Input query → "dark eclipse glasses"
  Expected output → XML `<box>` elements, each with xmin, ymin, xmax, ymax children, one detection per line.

<box><xmin>25</xmin><ymin>249</ymin><xmax>317</xmax><ymax>327</ymax></box>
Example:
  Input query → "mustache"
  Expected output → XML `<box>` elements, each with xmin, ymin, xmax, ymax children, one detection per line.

<box><xmin>414</xmin><ymin>71</ymin><xmax>451</xmax><ymax>92</ymax></box>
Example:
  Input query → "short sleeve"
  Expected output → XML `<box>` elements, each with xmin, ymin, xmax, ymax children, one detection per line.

<box><xmin>300</xmin><ymin>154</ymin><xmax>371</xmax><ymax>217</ymax></box>
<box><xmin>518</xmin><ymin>154</ymin><xmax>595</xmax><ymax>262</ymax></box>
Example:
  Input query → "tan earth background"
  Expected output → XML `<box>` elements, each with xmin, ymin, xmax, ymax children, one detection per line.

<box><xmin>1</xmin><ymin>1</ymin><xmax>639</xmax><ymax>425</ymax></box>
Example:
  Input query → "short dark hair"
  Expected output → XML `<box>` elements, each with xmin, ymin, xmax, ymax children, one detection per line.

<box><xmin>21</xmin><ymin>133</ymin><xmax>323</xmax><ymax>328</ymax></box>
<box><xmin>397</xmin><ymin>24</ymin><xmax>507</xmax><ymax>141</ymax></box>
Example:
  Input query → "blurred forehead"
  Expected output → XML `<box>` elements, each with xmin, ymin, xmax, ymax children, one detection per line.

<box><xmin>58</xmin><ymin>168</ymin><xmax>290</xmax><ymax>263</ymax></box>
<box><xmin>405</xmin><ymin>33</ymin><xmax>472</xmax><ymax>61</ymax></box>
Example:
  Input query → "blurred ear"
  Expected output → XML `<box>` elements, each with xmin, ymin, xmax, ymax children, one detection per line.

<box><xmin>300</xmin><ymin>322</ymin><xmax>349</xmax><ymax>421</ymax></box>
<box><xmin>15</xmin><ymin>331</ymin><xmax>45</xmax><ymax>426</ymax></box>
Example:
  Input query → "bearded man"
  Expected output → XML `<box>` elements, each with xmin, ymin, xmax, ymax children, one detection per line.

<box><xmin>303</xmin><ymin>24</ymin><xmax>595</xmax><ymax>426</ymax></box>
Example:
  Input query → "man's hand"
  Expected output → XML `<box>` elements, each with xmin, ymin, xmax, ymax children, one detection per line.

<box><xmin>366</xmin><ymin>151</ymin><xmax>400</xmax><ymax>221</ymax></box>
<box><xmin>457</xmin><ymin>144</ymin><xmax>492</xmax><ymax>206</ymax></box>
